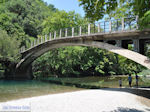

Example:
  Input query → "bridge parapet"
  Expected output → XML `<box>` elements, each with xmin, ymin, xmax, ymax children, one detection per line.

<box><xmin>20</xmin><ymin>16</ymin><xmax>139</xmax><ymax>53</ymax></box>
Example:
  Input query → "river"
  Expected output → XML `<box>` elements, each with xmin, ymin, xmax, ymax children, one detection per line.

<box><xmin>0</xmin><ymin>80</ymin><xmax>81</xmax><ymax>102</ymax></box>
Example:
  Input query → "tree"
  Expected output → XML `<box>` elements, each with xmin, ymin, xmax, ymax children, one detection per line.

<box><xmin>42</xmin><ymin>10</ymin><xmax>88</xmax><ymax>34</ymax></box>
<box><xmin>133</xmin><ymin>0</ymin><xmax>150</xmax><ymax>18</ymax></box>
<box><xmin>0</xmin><ymin>29</ymin><xmax>20</xmax><ymax>61</ymax></box>
<box><xmin>0</xmin><ymin>0</ymin><xmax>144</xmax><ymax>79</ymax></box>
<box><xmin>139</xmin><ymin>11</ymin><xmax>150</xmax><ymax>29</ymax></box>
<box><xmin>79</xmin><ymin>0</ymin><xmax>150</xmax><ymax>26</ymax></box>
<box><xmin>0</xmin><ymin>0</ymin><xmax>56</xmax><ymax>47</ymax></box>
<box><xmin>4</xmin><ymin>0</ymin><xmax>53</xmax><ymax>37</ymax></box>
<box><xmin>108</xmin><ymin>0</ymin><xmax>134</xmax><ymax>19</ymax></box>
<box><xmin>78</xmin><ymin>0</ymin><xmax>118</xmax><ymax>21</ymax></box>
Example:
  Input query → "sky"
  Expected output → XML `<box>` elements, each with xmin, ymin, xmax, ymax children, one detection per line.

<box><xmin>43</xmin><ymin>0</ymin><xmax>85</xmax><ymax>17</ymax></box>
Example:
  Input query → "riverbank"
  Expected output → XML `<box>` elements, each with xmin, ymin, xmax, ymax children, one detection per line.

<box><xmin>0</xmin><ymin>89</ymin><xmax>150</xmax><ymax>112</ymax></box>
<box><xmin>40</xmin><ymin>76</ymin><xmax>150</xmax><ymax>89</ymax></box>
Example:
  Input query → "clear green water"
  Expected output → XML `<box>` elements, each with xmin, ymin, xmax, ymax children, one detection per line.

<box><xmin>0</xmin><ymin>80</ymin><xmax>81</xmax><ymax>102</ymax></box>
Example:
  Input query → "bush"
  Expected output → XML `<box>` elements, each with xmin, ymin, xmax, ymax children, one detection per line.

<box><xmin>138</xmin><ymin>69</ymin><xmax>150</xmax><ymax>77</ymax></box>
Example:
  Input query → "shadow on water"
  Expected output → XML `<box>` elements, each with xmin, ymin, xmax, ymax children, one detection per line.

<box><xmin>103</xmin><ymin>107</ymin><xmax>145</xmax><ymax>112</ymax></box>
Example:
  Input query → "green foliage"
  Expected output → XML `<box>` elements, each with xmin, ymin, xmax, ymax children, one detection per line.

<box><xmin>108</xmin><ymin>0</ymin><xmax>134</xmax><ymax>19</ymax></box>
<box><xmin>118</xmin><ymin>55</ymin><xmax>143</xmax><ymax>75</ymax></box>
<box><xmin>42</xmin><ymin>11</ymin><xmax>88</xmax><ymax>34</ymax></box>
<box><xmin>33</xmin><ymin>46</ymin><xmax>142</xmax><ymax>78</ymax></box>
<box><xmin>0</xmin><ymin>29</ymin><xmax>20</xmax><ymax>60</ymax></box>
<box><xmin>78</xmin><ymin>0</ymin><xmax>118</xmax><ymax>21</ymax></box>
<box><xmin>79</xmin><ymin>0</ymin><xmax>150</xmax><ymax>29</ymax></box>
<box><xmin>0</xmin><ymin>0</ymin><xmax>56</xmax><ymax>47</ymax></box>
<box><xmin>140</xmin><ymin>11</ymin><xmax>150</xmax><ymax>29</ymax></box>
<box><xmin>138</xmin><ymin>69</ymin><xmax>150</xmax><ymax>77</ymax></box>
<box><xmin>133</xmin><ymin>0</ymin><xmax>150</xmax><ymax>18</ymax></box>
<box><xmin>0</xmin><ymin>0</ymin><xmax>9</xmax><ymax>3</ymax></box>
<box><xmin>0</xmin><ymin>0</ymin><xmax>146</xmax><ymax>78</ymax></box>
<box><xmin>44</xmin><ymin>75</ymin><xmax>150</xmax><ymax>88</ymax></box>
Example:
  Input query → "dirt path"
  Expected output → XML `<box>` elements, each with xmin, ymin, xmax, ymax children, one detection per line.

<box><xmin>0</xmin><ymin>89</ymin><xmax>150</xmax><ymax>112</ymax></box>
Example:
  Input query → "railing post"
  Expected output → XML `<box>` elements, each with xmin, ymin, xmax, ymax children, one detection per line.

<box><xmin>104</xmin><ymin>21</ymin><xmax>106</xmax><ymax>33</ymax></box>
<box><xmin>98</xmin><ymin>23</ymin><xmax>100</xmax><ymax>33</ymax></box>
<box><xmin>33</xmin><ymin>40</ymin><xmax>35</xmax><ymax>46</ymax></box>
<box><xmin>136</xmin><ymin>16</ymin><xmax>139</xmax><ymax>30</ymax></box>
<box><xmin>41</xmin><ymin>36</ymin><xmax>43</xmax><ymax>43</ymax></box>
<box><xmin>31</xmin><ymin>41</ymin><xmax>34</xmax><ymax>48</ymax></box>
<box><xmin>72</xmin><ymin>27</ymin><xmax>74</xmax><ymax>37</ymax></box>
<box><xmin>88</xmin><ymin>24</ymin><xmax>90</xmax><ymax>35</ymax></box>
<box><xmin>45</xmin><ymin>35</ymin><xmax>47</xmax><ymax>42</ymax></box>
<box><xmin>94</xmin><ymin>23</ymin><xmax>96</xmax><ymax>33</ymax></box>
<box><xmin>109</xmin><ymin>20</ymin><xmax>112</xmax><ymax>32</ymax></box>
<box><xmin>54</xmin><ymin>31</ymin><xmax>56</xmax><ymax>39</ymax></box>
<box><xmin>65</xmin><ymin>28</ymin><xmax>68</xmax><ymax>37</ymax></box>
<box><xmin>43</xmin><ymin>36</ymin><xmax>44</xmax><ymax>42</ymax></box>
<box><xmin>34</xmin><ymin>40</ymin><xmax>36</xmax><ymax>46</ymax></box>
<box><xmin>59</xmin><ymin>29</ymin><xmax>62</xmax><ymax>38</ymax></box>
<box><xmin>49</xmin><ymin>33</ymin><xmax>51</xmax><ymax>40</ymax></box>
<box><xmin>79</xmin><ymin>26</ymin><xmax>82</xmax><ymax>36</ymax></box>
<box><xmin>122</xmin><ymin>18</ymin><xmax>124</xmax><ymax>31</ymax></box>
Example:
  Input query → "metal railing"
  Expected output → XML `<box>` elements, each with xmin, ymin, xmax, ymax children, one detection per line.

<box><xmin>20</xmin><ymin>16</ymin><xmax>139</xmax><ymax>53</ymax></box>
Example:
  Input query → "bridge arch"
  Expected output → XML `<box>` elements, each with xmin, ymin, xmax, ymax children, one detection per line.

<box><xmin>16</xmin><ymin>36</ymin><xmax>150</xmax><ymax>79</ymax></box>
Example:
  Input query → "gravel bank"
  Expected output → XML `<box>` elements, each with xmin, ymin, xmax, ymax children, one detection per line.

<box><xmin>0</xmin><ymin>89</ymin><xmax>150</xmax><ymax>112</ymax></box>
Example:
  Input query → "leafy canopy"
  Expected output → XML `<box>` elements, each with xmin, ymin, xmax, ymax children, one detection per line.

<box><xmin>78</xmin><ymin>0</ymin><xmax>118</xmax><ymax>21</ymax></box>
<box><xmin>79</xmin><ymin>0</ymin><xmax>150</xmax><ymax>26</ymax></box>
<box><xmin>0</xmin><ymin>29</ymin><xmax>20</xmax><ymax>61</ymax></box>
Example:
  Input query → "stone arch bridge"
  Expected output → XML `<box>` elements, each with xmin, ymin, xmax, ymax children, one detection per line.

<box><xmin>15</xmin><ymin>17</ymin><xmax>150</xmax><ymax>79</ymax></box>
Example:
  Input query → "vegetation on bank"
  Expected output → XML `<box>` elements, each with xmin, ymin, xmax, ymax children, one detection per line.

<box><xmin>0</xmin><ymin>0</ymin><xmax>150</xmax><ymax>78</ymax></box>
<box><xmin>33</xmin><ymin>46</ymin><xmax>144</xmax><ymax>78</ymax></box>
<box><xmin>41</xmin><ymin>75</ymin><xmax>150</xmax><ymax>89</ymax></box>
<box><xmin>138</xmin><ymin>69</ymin><xmax>150</xmax><ymax>77</ymax></box>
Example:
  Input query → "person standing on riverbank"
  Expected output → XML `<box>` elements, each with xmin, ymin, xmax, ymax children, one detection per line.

<box><xmin>135</xmin><ymin>74</ymin><xmax>139</xmax><ymax>87</ymax></box>
<box><xmin>128</xmin><ymin>74</ymin><xmax>132</xmax><ymax>87</ymax></box>
<box><xmin>119</xmin><ymin>78</ymin><xmax>122</xmax><ymax>88</ymax></box>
